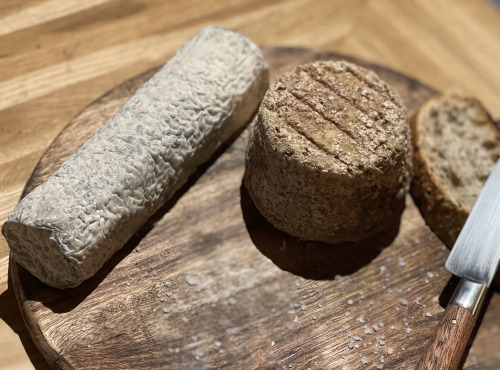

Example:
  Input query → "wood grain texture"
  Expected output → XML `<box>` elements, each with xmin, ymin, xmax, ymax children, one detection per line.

<box><xmin>416</xmin><ymin>304</ymin><xmax>476</xmax><ymax>370</ymax></box>
<box><xmin>1</xmin><ymin>1</ymin><xmax>500</xmax><ymax>369</ymax></box>
<box><xmin>1</xmin><ymin>47</ymin><xmax>477</xmax><ymax>369</ymax></box>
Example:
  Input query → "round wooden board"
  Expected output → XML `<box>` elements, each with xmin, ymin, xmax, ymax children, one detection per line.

<box><xmin>10</xmin><ymin>47</ymin><xmax>500</xmax><ymax>369</ymax></box>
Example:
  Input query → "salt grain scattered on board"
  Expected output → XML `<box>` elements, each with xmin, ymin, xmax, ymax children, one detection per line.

<box><xmin>186</xmin><ymin>275</ymin><xmax>199</xmax><ymax>286</ymax></box>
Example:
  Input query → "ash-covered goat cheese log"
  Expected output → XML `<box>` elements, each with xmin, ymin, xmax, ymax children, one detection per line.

<box><xmin>2</xmin><ymin>27</ymin><xmax>269</xmax><ymax>288</ymax></box>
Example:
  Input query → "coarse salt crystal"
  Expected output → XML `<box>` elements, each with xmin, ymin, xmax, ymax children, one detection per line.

<box><xmin>186</xmin><ymin>275</ymin><xmax>199</xmax><ymax>286</ymax></box>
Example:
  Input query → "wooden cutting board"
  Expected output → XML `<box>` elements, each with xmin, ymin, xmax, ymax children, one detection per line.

<box><xmin>10</xmin><ymin>47</ymin><xmax>500</xmax><ymax>369</ymax></box>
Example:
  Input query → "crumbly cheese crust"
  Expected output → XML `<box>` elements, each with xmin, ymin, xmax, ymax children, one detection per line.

<box><xmin>244</xmin><ymin>61</ymin><xmax>411</xmax><ymax>243</ymax></box>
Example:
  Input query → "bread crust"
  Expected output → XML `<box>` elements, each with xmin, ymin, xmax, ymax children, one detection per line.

<box><xmin>244</xmin><ymin>61</ymin><xmax>411</xmax><ymax>244</ymax></box>
<box><xmin>410</xmin><ymin>95</ymin><xmax>500</xmax><ymax>247</ymax></box>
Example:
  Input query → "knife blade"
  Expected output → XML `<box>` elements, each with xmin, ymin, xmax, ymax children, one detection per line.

<box><xmin>416</xmin><ymin>159</ymin><xmax>500</xmax><ymax>370</ymax></box>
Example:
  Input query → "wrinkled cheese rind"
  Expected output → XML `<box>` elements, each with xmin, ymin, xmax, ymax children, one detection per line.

<box><xmin>2</xmin><ymin>27</ymin><xmax>269</xmax><ymax>288</ymax></box>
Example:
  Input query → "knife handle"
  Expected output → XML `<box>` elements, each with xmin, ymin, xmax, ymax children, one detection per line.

<box><xmin>416</xmin><ymin>279</ymin><xmax>487</xmax><ymax>370</ymax></box>
<box><xmin>415</xmin><ymin>304</ymin><xmax>475</xmax><ymax>369</ymax></box>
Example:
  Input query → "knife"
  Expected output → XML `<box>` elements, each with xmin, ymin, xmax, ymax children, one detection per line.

<box><xmin>416</xmin><ymin>159</ymin><xmax>500</xmax><ymax>370</ymax></box>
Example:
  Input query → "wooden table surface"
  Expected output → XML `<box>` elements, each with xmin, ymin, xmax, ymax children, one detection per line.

<box><xmin>1</xmin><ymin>1</ymin><xmax>500</xmax><ymax>369</ymax></box>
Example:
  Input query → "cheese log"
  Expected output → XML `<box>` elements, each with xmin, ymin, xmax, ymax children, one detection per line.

<box><xmin>2</xmin><ymin>27</ymin><xmax>269</xmax><ymax>288</ymax></box>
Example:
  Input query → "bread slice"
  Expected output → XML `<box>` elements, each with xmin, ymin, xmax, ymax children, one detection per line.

<box><xmin>244</xmin><ymin>61</ymin><xmax>412</xmax><ymax>244</ymax></box>
<box><xmin>411</xmin><ymin>94</ymin><xmax>500</xmax><ymax>247</ymax></box>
